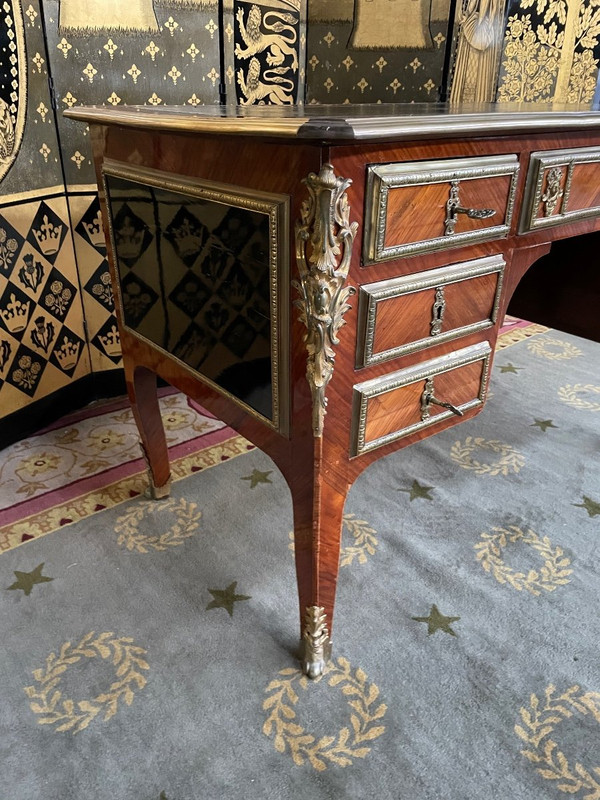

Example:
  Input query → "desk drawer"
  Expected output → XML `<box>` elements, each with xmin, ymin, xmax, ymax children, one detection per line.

<box><xmin>356</xmin><ymin>254</ymin><xmax>504</xmax><ymax>366</ymax></box>
<box><xmin>520</xmin><ymin>146</ymin><xmax>600</xmax><ymax>232</ymax></box>
<box><xmin>364</xmin><ymin>155</ymin><xmax>519</xmax><ymax>263</ymax></box>
<box><xmin>351</xmin><ymin>342</ymin><xmax>491</xmax><ymax>456</ymax></box>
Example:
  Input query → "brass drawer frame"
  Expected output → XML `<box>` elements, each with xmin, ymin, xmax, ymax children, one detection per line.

<box><xmin>363</xmin><ymin>154</ymin><xmax>519</xmax><ymax>264</ymax></box>
<box><xmin>356</xmin><ymin>254</ymin><xmax>505</xmax><ymax>367</ymax></box>
<box><xmin>520</xmin><ymin>145</ymin><xmax>600</xmax><ymax>233</ymax></box>
<box><xmin>351</xmin><ymin>341</ymin><xmax>492</xmax><ymax>457</ymax></box>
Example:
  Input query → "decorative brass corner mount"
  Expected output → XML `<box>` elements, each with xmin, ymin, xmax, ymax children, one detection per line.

<box><xmin>302</xmin><ymin>605</ymin><xmax>331</xmax><ymax>678</ymax></box>
<box><xmin>293</xmin><ymin>163</ymin><xmax>358</xmax><ymax>437</ymax></box>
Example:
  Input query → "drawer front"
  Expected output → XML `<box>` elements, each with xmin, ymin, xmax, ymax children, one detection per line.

<box><xmin>520</xmin><ymin>146</ymin><xmax>600</xmax><ymax>232</ymax></box>
<box><xmin>351</xmin><ymin>342</ymin><xmax>491</xmax><ymax>456</ymax></box>
<box><xmin>364</xmin><ymin>155</ymin><xmax>519</xmax><ymax>263</ymax></box>
<box><xmin>356</xmin><ymin>254</ymin><xmax>504</xmax><ymax>367</ymax></box>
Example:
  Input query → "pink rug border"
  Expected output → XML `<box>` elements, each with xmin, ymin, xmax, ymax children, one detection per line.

<box><xmin>0</xmin><ymin>393</ymin><xmax>230</xmax><ymax>528</ymax></box>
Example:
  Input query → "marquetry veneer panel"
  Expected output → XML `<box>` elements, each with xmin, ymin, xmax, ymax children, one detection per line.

<box><xmin>356</xmin><ymin>255</ymin><xmax>504</xmax><ymax>366</ymax></box>
<box><xmin>351</xmin><ymin>342</ymin><xmax>491</xmax><ymax>456</ymax></box>
<box><xmin>520</xmin><ymin>146</ymin><xmax>600</xmax><ymax>232</ymax></box>
<box><xmin>363</xmin><ymin>155</ymin><xmax>519</xmax><ymax>263</ymax></box>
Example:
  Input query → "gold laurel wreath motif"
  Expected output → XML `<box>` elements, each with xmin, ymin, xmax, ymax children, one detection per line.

<box><xmin>114</xmin><ymin>497</ymin><xmax>201</xmax><ymax>553</ymax></box>
<box><xmin>515</xmin><ymin>684</ymin><xmax>600</xmax><ymax>797</ymax></box>
<box><xmin>24</xmin><ymin>632</ymin><xmax>149</xmax><ymax>734</ymax></box>
<box><xmin>288</xmin><ymin>513</ymin><xmax>378</xmax><ymax>568</ymax></box>
<box><xmin>475</xmin><ymin>526</ymin><xmax>572</xmax><ymax>595</ymax></box>
<box><xmin>558</xmin><ymin>384</ymin><xmax>600</xmax><ymax>412</ymax></box>
<box><xmin>262</xmin><ymin>657</ymin><xmax>387</xmax><ymax>770</ymax></box>
<box><xmin>526</xmin><ymin>336</ymin><xmax>583</xmax><ymax>360</ymax></box>
<box><xmin>450</xmin><ymin>437</ymin><xmax>525</xmax><ymax>476</ymax></box>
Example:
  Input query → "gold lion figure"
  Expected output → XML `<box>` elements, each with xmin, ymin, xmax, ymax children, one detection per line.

<box><xmin>235</xmin><ymin>5</ymin><xmax>298</xmax><ymax>71</ymax></box>
<box><xmin>237</xmin><ymin>57</ymin><xmax>295</xmax><ymax>105</ymax></box>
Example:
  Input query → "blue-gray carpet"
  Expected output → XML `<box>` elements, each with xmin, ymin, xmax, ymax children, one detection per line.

<box><xmin>1</xmin><ymin>325</ymin><xmax>599</xmax><ymax>800</ymax></box>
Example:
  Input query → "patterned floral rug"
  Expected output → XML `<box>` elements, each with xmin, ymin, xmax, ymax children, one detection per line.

<box><xmin>1</xmin><ymin>318</ymin><xmax>599</xmax><ymax>800</ymax></box>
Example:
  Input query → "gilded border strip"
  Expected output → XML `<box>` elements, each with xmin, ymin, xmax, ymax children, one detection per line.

<box><xmin>356</xmin><ymin>255</ymin><xmax>505</xmax><ymax>367</ymax></box>
<box><xmin>520</xmin><ymin>146</ymin><xmax>600</xmax><ymax>233</ymax></box>
<box><xmin>101</xmin><ymin>159</ymin><xmax>290</xmax><ymax>436</ymax></box>
<box><xmin>363</xmin><ymin>155</ymin><xmax>520</xmax><ymax>264</ymax></box>
<box><xmin>351</xmin><ymin>342</ymin><xmax>492</xmax><ymax>457</ymax></box>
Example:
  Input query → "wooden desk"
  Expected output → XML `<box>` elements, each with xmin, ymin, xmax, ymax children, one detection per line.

<box><xmin>66</xmin><ymin>103</ymin><xmax>600</xmax><ymax>677</ymax></box>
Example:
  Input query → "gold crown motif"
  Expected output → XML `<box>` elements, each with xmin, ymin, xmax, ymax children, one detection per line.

<box><xmin>33</xmin><ymin>215</ymin><xmax>63</xmax><ymax>256</ymax></box>
<box><xmin>83</xmin><ymin>210</ymin><xmax>105</xmax><ymax>248</ymax></box>
<box><xmin>170</xmin><ymin>218</ymin><xmax>204</xmax><ymax>259</ymax></box>
<box><xmin>98</xmin><ymin>324</ymin><xmax>121</xmax><ymax>358</ymax></box>
<box><xmin>116</xmin><ymin>216</ymin><xmax>144</xmax><ymax>261</ymax></box>
<box><xmin>55</xmin><ymin>335</ymin><xmax>80</xmax><ymax>371</ymax></box>
<box><xmin>1</xmin><ymin>293</ymin><xmax>29</xmax><ymax>333</ymax></box>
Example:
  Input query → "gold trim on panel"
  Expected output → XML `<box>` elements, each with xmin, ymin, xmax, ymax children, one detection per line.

<box><xmin>101</xmin><ymin>160</ymin><xmax>290</xmax><ymax>436</ymax></box>
<box><xmin>351</xmin><ymin>341</ymin><xmax>492</xmax><ymax>456</ymax></box>
<box><xmin>356</xmin><ymin>255</ymin><xmax>505</xmax><ymax>367</ymax></box>
<box><xmin>363</xmin><ymin>155</ymin><xmax>519</xmax><ymax>264</ymax></box>
<box><xmin>520</xmin><ymin>146</ymin><xmax>600</xmax><ymax>233</ymax></box>
<box><xmin>293</xmin><ymin>163</ymin><xmax>357</xmax><ymax>438</ymax></box>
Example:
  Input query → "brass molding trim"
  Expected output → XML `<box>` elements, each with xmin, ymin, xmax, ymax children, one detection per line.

<box><xmin>101</xmin><ymin>160</ymin><xmax>290</xmax><ymax>436</ymax></box>
<box><xmin>363</xmin><ymin>155</ymin><xmax>519</xmax><ymax>264</ymax></box>
<box><xmin>356</xmin><ymin>255</ymin><xmax>505</xmax><ymax>367</ymax></box>
<box><xmin>301</xmin><ymin>606</ymin><xmax>332</xmax><ymax>679</ymax></box>
<box><xmin>520</xmin><ymin>146</ymin><xmax>600</xmax><ymax>233</ymax></box>
<box><xmin>293</xmin><ymin>163</ymin><xmax>358</xmax><ymax>437</ymax></box>
<box><xmin>351</xmin><ymin>341</ymin><xmax>492</xmax><ymax>456</ymax></box>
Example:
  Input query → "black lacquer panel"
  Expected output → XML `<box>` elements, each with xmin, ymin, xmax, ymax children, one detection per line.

<box><xmin>105</xmin><ymin>175</ymin><xmax>274</xmax><ymax>421</ymax></box>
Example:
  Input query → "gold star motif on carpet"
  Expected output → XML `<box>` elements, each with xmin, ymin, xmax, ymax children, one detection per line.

<box><xmin>412</xmin><ymin>604</ymin><xmax>460</xmax><ymax>636</ymax></box>
<box><xmin>573</xmin><ymin>495</ymin><xmax>600</xmax><ymax>518</ymax></box>
<box><xmin>398</xmin><ymin>479</ymin><xmax>434</xmax><ymax>501</ymax></box>
<box><xmin>7</xmin><ymin>563</ymin><xmax>53</xmax><ymax>596</ymax></box>
<box><xmin>531</xmin><ymin>419</ymin><xmax>558</xmax><ymax>432</ymax></box>
<box><xmin>206</xmin><ymin>581</ymin><xmax>251</xmax><ymax>617</ymax></box>
<box><xmin>241</xmin><ymin>468</ymin><xmax>272</xmax><ymax>488</ymax></box>
<box><xmin>499</xmin><ymin>363</ymin><xmax>523</xmax><ymax>374</ymax></box>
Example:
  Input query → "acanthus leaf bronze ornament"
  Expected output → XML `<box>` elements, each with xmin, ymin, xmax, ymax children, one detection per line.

<box><xmin>293</xmin><ymin>163</ymin><xmax>357</xmax><ymax>437</ymax></box>
<box><xmin>541</xmin><ymin>166</ymin><xmax>565</xmax><ymax>217</ymax></box>
<box><xmin>302</xmin><ymin>605</ymin><xmax>331</xmax><ymax>679</ymax></box>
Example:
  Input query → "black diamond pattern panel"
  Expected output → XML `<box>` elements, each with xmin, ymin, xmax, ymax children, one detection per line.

<box><xmin>40</xmin><ymin>268</ymin><xmax>77</xmax><ymax>322</ymax></box>
<box><xmin>120</xmin><ymin>271</ymin><xmax>159</xmax><ymax>327</ymax></box>
<box><xmin>27</xmin><ymin>201</ymin><xmax>67</xmax><ymax>265</ymax></box>
<box><xmin>84</xmin><ymin>260</ymin><xmax>114</xmax><ymax>311</ymax></box>
<box><xmin>169</xmin><ymin>271</ymin><xmax>210</xmax><ymax>318</ymax></box>
<box><xmin>5</xmin><ymin>342</ymin><xmax>47</xmax><ymax>397</ymax></box>
<box><xmin>112</xmin><ymin>202</ymin><xmax>153</xmax><ymax>268</ymax></box>
<box><xmin>0</xmin><ymin>281</ymin><xmax>34</xmax><ymax>340</ymax></box>
<box><xmin>165</xmin><ymin>206</ymin><xmax>209</xmax><ymax>267</ymax></box>
<box><xmin>50</xmin><ymin>324</ymin><xmax>85</xmax><ymax>378</ymax></box>
<box><xmin>0</xmin><ymin>216</ymin><xmax>25</xmax><ymax>276</ymax></box>
<box><xmin>75</xmin><ymin>196</ymin><xmax>106</xmax><ymax>252</ymax></box>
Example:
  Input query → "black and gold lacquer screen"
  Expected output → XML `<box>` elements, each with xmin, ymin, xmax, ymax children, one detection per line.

<box><xmin>105</xmin><ymin>175</ymin><xmax>275</xmax><ymax>423</ymax></box>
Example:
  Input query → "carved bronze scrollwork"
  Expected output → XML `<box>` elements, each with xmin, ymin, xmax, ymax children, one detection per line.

<box><xmin>541</xmin><ymin>167</ymin><xmax>564</xmax><ymax>217</ymax></box>
<box><xmin>293</xmin><ymin>163</ymin><xmax>358</xmax><ymax>437</ymax></box>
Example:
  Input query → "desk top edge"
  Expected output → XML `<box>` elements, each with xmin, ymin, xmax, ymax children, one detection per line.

<box><xmin>64</xmin><ymin>102</ymin><xmax>600</xmax><ymax>142</ymax></box>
